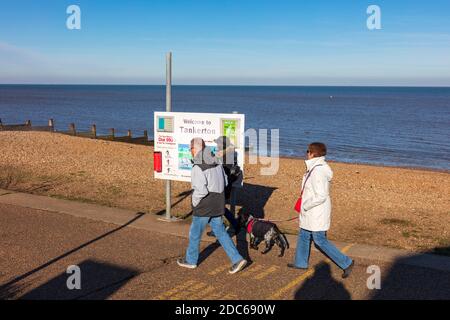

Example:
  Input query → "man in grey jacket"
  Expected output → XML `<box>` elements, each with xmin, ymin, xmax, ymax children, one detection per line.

<box><xmin>177</xmin><ymin>138</ymin><xmax>247</xmax><ymax>274</ymax></box>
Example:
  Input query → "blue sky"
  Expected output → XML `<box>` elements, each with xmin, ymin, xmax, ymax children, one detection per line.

<box><xmin>1</xmin><ymin>0</ymin><xmax>449</xmax><ymax>85</ymax></box>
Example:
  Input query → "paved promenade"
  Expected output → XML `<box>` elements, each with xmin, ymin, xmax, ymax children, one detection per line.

<box><xmin>1</xmin><ymin>189</ymin><xmax>449</xmax><ymax>299</ymax></box>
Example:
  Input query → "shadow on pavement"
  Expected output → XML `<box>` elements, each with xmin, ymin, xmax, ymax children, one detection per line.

<box><xmin>0</xmin><ymin>281</ymin><xmax>29</xmax><ymax>300</ymax></box>
<box><xmin>197</xmin><ymin>242</ymin><xmax>221</xmax><ymax>266</ymax></box>
<box><xmin>294</xmin><ymin>262</ymin><xmax>351</xmax><ymax>300</ymax></box>
<box><xmin>236</xmin><ymin>183</ymin><xmax>277</xmax><ymax>219</ymax></box>
<box><xmin>20</xmin><ymin>259</ymin><xmax>138</xmax><ymax>300</ymax></box>
<box><xmin>370</xmin><ymin>246</ymin><xmax>450</xmax><ymax>300</ymax></box>
<box><xmin>156</xmin><ymin>190</ymin><xmax>193</xmax><ymax>216</ymax></box>
<box><xmin>179</xmin><ymin>183</ymin><xmax>277</xmax><ymax>220</ymax></box>
<box><xmin>0</xmin><ymin>212</ymin><xmax>146</xmax><ymax>298</ymax></box>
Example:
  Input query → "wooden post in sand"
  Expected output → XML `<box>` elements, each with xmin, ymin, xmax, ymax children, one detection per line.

<box><xmin>143</xmin><ymin>130</ymin><xmax>148</xmax><ymax>140</ymax></box>
<box><xmin>109</xmin><ymin>128</ymin><xmax>115</xmax><ymax>140</ymax></box>
<box><xmin>69</xmin><ymin>123</ymin><xmax>76</xmax><ymax>136</ymax></box>
<box><xmin>91</xmin><ymin>124</ymin><xmax>97</xmax><ymax>138</ymax></box>
<box><xmin>48</xmin><ymin>119</ymin><xmax>54</xmax><ymax>132</ymax></box>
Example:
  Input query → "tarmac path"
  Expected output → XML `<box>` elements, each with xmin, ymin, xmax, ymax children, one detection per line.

<box><xmin>1</xmin><ymin>203</ymin><xmax>449</xmax><ymax>300</ymax></box>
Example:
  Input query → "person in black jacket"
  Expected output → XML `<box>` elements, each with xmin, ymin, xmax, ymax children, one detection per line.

<box><xmin>177</xmin><ymin>138</ymin><xmax>247</xmax><ymax>274</ymax></box>
<box><xmin>207</xmin><ymin>136</ymin><xmax>241</xmax><ymax>237</ymax></box>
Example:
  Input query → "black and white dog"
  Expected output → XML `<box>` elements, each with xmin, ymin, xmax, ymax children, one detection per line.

<box><xmin>239</xmin><ymin>212</ymin><xmax>289</xmax><ymax>257</ymax></box>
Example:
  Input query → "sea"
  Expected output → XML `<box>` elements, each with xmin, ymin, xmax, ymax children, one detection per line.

<box><xmin>1</xmin><ymin>85</ymin><xmax>449</xmax><ymax>171</ymax></box>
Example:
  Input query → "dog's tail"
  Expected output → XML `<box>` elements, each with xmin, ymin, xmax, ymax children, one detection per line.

<box><xmin>275</xmin><ymin>225</ymin><xmax>289</xmax><ymax>249</ymax></box>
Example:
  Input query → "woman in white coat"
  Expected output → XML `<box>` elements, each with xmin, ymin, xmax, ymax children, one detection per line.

<box><xmin>288</xmin><ymin>142</ymin><xmax>354</xmax><ymax>278</ymax></box>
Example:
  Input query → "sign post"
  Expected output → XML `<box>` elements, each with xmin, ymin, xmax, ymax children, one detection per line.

<box><xmin>164</xmin><ymin>52</ymin><xmax>173</xmax><ymax>221</ymax></box>
<box><xmin>154</xmin><ymin>54</ymin><xmax>245</xmax><ymax>221</ymax></box>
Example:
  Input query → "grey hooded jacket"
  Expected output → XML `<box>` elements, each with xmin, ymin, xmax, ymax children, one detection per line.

<box><xmin>191</xmin><ymin>147</ymin><xmax>228</xmax><ymax>217</ymax></box>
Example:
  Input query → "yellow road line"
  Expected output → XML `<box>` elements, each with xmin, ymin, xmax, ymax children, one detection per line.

<box><xmin>342</xmin><ymin>244</ymin><xmax>354</xmax><ymax>254</ymax></box>
<box><xmin>240</xmin><ymin>264</ymin><xmax>265</xmax><ymax>277</ymax></box>
<box><xmin>170</xmin><ymin>281</ymin><xmax>208</xmax><ymax>300</ymax></box>
<box><xmin>268</xmin><ymin>244</ymin><xmax>354</xmax><ymax>299</ymax></box>
<box><xmin>193</xmin><ymin>285</ymin><xmax>216</xmax><ymax>300</ymax></box>
<box><xmin>208</xmin><ymin>292</ymin><xmax>223</xmax><ymax>300</ymax></box>
<box><xmin>207</xmin><ymin>292</ymin><xmax>238</xmax><ymax>300</ymax></box>
<box><xmin>254</xmin><ymin>265</ymin><xmax>280</xmax><ymax>280</ymax></box>
<box><xmin>156</xmin><ymin>279</ymin><xmax>197</xmax><ymax>300</ymax></box>
<box><xmin>268</xmin><ymin>269</ymin><xmax>315</xmax><ymax>299</ymax></box>
<box><xmin>323</xmin><ymin>243</ymin><xmax>354</xmax><ymax>263</ymax></box>
<box><xmin>209</xmin><ymin>265</ymin><xmax>229</xmax><ymax>276</ymax></box>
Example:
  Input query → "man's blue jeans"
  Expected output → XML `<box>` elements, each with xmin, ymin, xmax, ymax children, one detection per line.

<box><xmin>186</xmin><ymin>215</ymin><xmax>244</xmax><ymax>266</ymax></box>
<box><xmin>294</xmin><ymin>228</ymin><xmax>352</xmax><ymax>270</ymax></box>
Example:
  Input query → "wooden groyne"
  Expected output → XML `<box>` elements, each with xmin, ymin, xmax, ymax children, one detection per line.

<box><xmin>0</xmin><ymin>119</ymin><xmax>54</xmax><ymax>132</ymax></box>
<box><xmin>0</xmin><ymin>118</ymin><xmax>154</xmax><ymax>146</ymax></box>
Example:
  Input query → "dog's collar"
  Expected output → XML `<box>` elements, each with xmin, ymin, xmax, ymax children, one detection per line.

<box><xmin>246</xmin><ymin>218</ymin><xmax>255</xmax><ymax>234</ymax></box>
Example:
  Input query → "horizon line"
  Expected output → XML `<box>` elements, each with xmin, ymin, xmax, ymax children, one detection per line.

<box><xmin>1</xmin><ymin>83</ymin><xmax>450</xmax><ymax>88</ymax></box>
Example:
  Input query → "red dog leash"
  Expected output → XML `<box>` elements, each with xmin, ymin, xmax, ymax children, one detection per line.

<box><xmin>260</xmin><ymin>216</ymin><xmax>299</xmax><ymax>223</ymax></box>
<box><xmin>247</xmin><ymin>215</ymin><xmax>298</xmax><ymax>233</ymax></box>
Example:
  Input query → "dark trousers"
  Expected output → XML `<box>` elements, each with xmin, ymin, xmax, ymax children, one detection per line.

<box><xmin>224</xmin><ymin>207</ymin><xmax>240</xmax><ymax>231</ymax></box>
